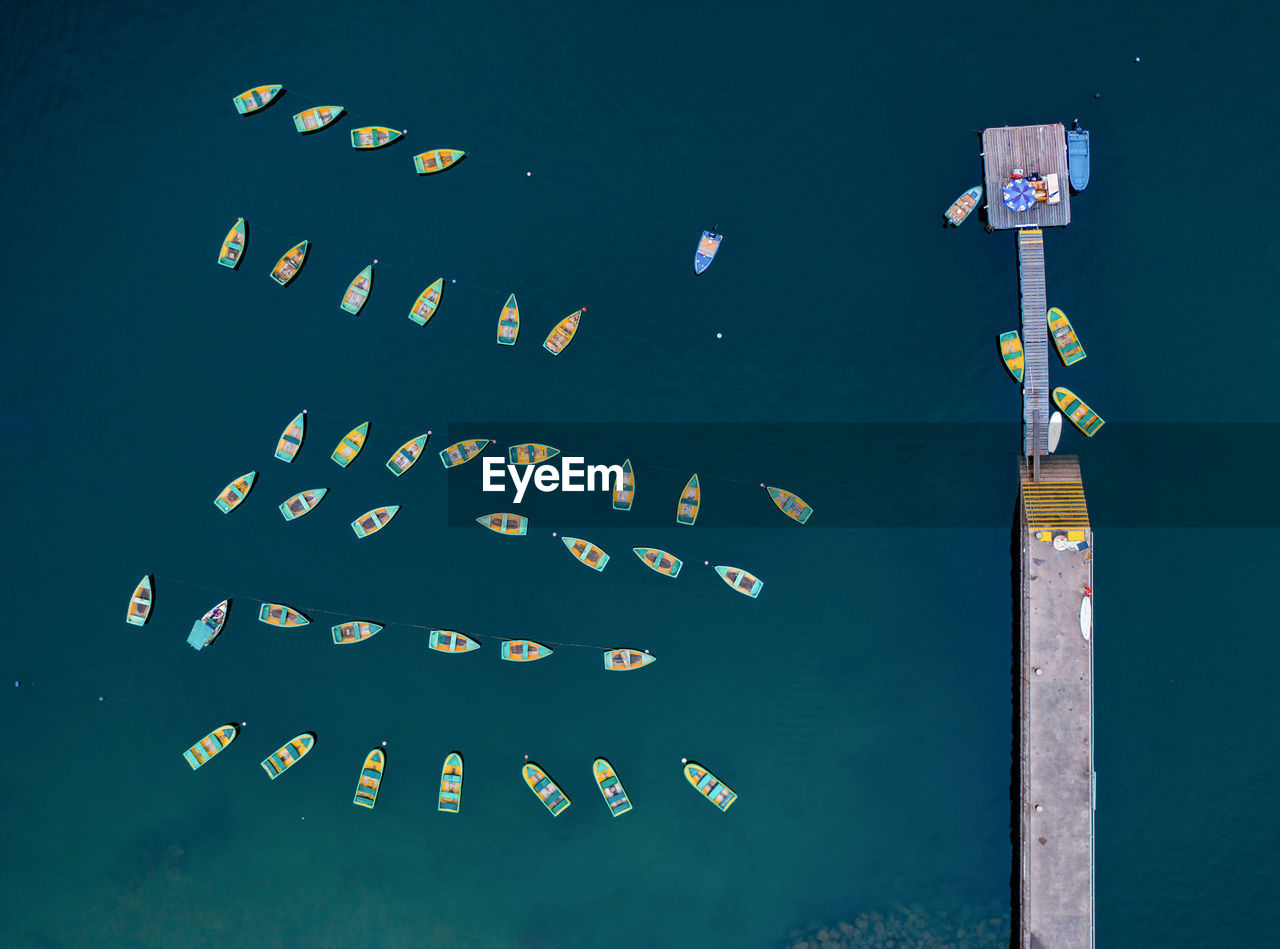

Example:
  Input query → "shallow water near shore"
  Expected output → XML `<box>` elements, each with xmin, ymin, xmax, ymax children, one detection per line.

<box><xmin>2</xmin><ymin>1</ymin><xmax>1277</xmax><ymax>946</ymax></box>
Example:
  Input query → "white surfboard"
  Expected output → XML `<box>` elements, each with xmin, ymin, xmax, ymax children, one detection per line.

<box><xmin>1048</xmin><ymin>411</ymin><xmax>1063</xmax><ymax>453</ymax></box>
<box><xmin>1080</xmin><ymin>595</ymin><xmax>1092</xmax><ymax>640</ymax></box>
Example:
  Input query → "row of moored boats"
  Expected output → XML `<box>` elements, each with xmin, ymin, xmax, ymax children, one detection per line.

<box><xmin>997</xmin><ymin>305</ymin><xmax>1105</xmax><ymax>438</ymax></box>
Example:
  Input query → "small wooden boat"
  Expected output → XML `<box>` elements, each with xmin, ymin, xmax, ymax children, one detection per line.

<box><xmin>501</xmin><ymin>640</ymin><xmax>553</xmax><ymax>661</ymax></box>
<box><xmin>183</xmin><ymin>724</ymin><xmax>238</xmax><ymax>770</ymax></box>
<box><xmin>944</xmin><ymin>186</ymin><xmax>983</xmax><ymax>226</ymax></box>
<box><xmin>429</xmin><ymin>629</ymin><xmax>481</xmax><ymax>653</ymax></box>
<box><xmin>270</xmin><ymin>240</ymin><xmax>308</xmax><ymax>285</ymax></box>
<box><xmin>386</xmin><ymin>434</ymin><xmax>429</xmax><ymax>476</ymax></box>
<box><xmin>497</xmin><ymin>294</ymin><xmax>519</xmax><ymax>345</ymax></box>
<box><xmin>714</xmin><ymin>565</ymin><xmax>763</xmax><ymax>598</ymax></box>
<box><xmin>258</xmin><ymin>603</ymin><xmax>309</xmax><ymax>627</ymax></box>
<box><xmin>508</xmin><ymin>443</ymin><xmax>559</xmax><ymax>465</ymax></box>
<box><xmin>1047</xmin><ymin>307</ymin><xmax>1086</xmax><ymax>365</ymax></box>
<box><xmin>353</xmin><ymin>748</ymin><xmax>385</xmax><ymax>808</ymax></box>
<box><xmin>999</xmin><ymin>331</ymin><xmax>1025</xmax><ymax>382</ymax></box>
<box><xmin>543</xmin><ymin>309</ymin><xmax>581</xmax><ymax>355</ymax></box>
<box><xmin>683</xmin><ymin>761</ymin><xmax>737</xmax><ymax>811</ymax></box>
<box><xmin>218</xmin><ymin>218</ymin><xmax>246</xmax><ymax>269</ymax></box>
<box><xmin>613</xmin><ymin>459</ymin><xmax>634</xmax><ymax>510</ymax></box>
<box><xmin>592</xmin><ymin>758</ymin><xmax>632</xmax><ymax>817</ymax></box>
<box><xmin>233</xmin><ymin>85</ymin><xmax>282</xmax><ymax>115</ymax></box>
<box><xmin>1067</xmin><ymin>120</ymin><xmax>1090</xmax><ymax>191</ymax></box>
<box><xmin>523</xmin><ymin>762</ymin><xmax>570</xmax><ymax>816</ymax></box>
<box><xmin>477</xmin><ymin>513</ymin><xmax>528</xmax><ymax>535</ymax></box>
<box><xmin>352</xmin><ymin>506</ymin><xmax>399</xmax><ymax>538</ymax></box>
<box><xmin>562</xmin><ymin>536</ymin><xmax>609</xmax><ymax>571</ymax></box>
<box><xmin>1052</xmin><ymin>387</ymin><xmax>1105</xmax><ymax>437</ymax></box>
<box><xmin>603</xmin><ymin>648</ymin><xmax>655</xmax><ymax>671</ymax></box>
<box><xmin>408</xmin><ymin>278</ymin><xmax>444</xmax><ymax>326</ymax></box>
<box><xmin>187</xmin><ymin>600</ymin><xmax>229</xmax><ymax>650</ymax></box>
<box><xmin>438</xmin><ymin>753</ymin><xmax>463</xmax><ymax>812</ymax></box>
<box><xmin>214</xmin><ymin>472</ymin><xmax>256</xmax><ymax>513</ymax></box>
<box><xmin>126</xmin><ymin>574</ymin><xmax>153</xmax><ymax>626</ymax></box>
<box><xmin>275</xmin><ymin>410</ymin><xmax>306</xmax><ymax>462</ymax></box>
<box><xmin>332</xmin><ymin>422</ymin><xmax>369</xmax><ymax>467</ymax></box>
<box><xmin>633</xmin><ymin>547</ymin><xmax>681</xmax><ymax>577</ymax></box>
<box><xmin>351</xmin><ymin>126</ymin><xmax>401</xmax><ymax>149</ymax></box>
<box><xmin>279</xmin><ymin>488</ymin><xmax>326</xmax><ymax>521</ymax></box>
<box><xmin>413</xmin><ymin>149</ymin><xmax>465</xmax><ymax>174</ymax></box>
<box><xmin>766</xmin><ymin>486</ymin><xmax>812</xmax><ymax>524</ymax></box>
<box><xmin>1048</xmin><ymin>411</ymin><xmax>1063</xmax><ymax>452</ymax></box>
<box><xmin>261</xmin><ymin>733</ymin><xmax>314</xmax><ymax>780</ymax></box>
<box><xmin>332</xmin><ymin>621</ymin><xmax>382</xmax><ymax>644</ymax></box>
<box><xmin>292</xmin><ymin>105</ymin><xmax>343</xmax><ymax>133</ymax></box>
<box><xmin>1080</xmin><ymin>594</ymin><xmax>1092</xmax><ymax>641</ymax></box>
<box><xmin>439</xmin><ymin>438</ymin><xmax>489</xmax><ymax>468</ymax></box>
<box><xmin>676</xmin><ymin>474</ymin><xmax>700</xmax><ymax>525</ymax></box>
<box><xmin>340</xmin><ymin>265</ymin><xmax>373</xmax><ymax>315</ymax></box>
<box><xmin>694</xmin><ymin>230</ymin><xmax>722</xmax><ymax>274</ymax></box>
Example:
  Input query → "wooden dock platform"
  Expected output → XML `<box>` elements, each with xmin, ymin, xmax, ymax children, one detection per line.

<box><xmin>982</xmin><ymin>125</ymin><xmax>1071</xmax><ymax>230</ymax></box>
<box><xmin>1018</xmin><ymin>455</ymin><xmax>1094</xmax><ymax>949</ymax></box>
<box><xmin>1019</xmin><ymin>229</ymin><xmax>1049</xmax><ymax>456</ymax></box>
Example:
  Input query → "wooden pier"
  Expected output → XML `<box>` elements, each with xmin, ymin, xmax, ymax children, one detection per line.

<box><xmin>1018</xmin><ymin>456</ymin><xmax>1095</xmax><ymax>949</ymax></box>
<box><xmin>1019</xmin><ymin>229</ymin><xmax>1050</xmax><ymax>456</ymax></box>
<box><xmin>982</xmin><ymin>124</ymin><xmax>1071</xmax><ymax>230</ymax></box>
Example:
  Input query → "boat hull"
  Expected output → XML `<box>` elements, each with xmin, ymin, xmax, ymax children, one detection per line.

<box><xmin>408</xmin><ymin>278</ymin><xmax>444</xmax><ymax>325</ymax></box>
<box><xmin>332</xmin><ymin>422</ymin><xmax>369</xmax><ymax>467</ymax></box>
<box><xmin>594</xmin><ymin>758</ymin><xmax>633</xmax><ymax>816</ymax></box>
<box><xmin>477</xmin><ymin>513</ymin><xmax>528</xmax><ymax>535</ymax></box>
<box><xmin>1051</xmin><ymin>387</ymin><xmax>1104</xmax><ymax>437</ymax></box>
<box><xmin>562</xmin><ymin>536</ymin><xmax>609</xmax><ymax>570</ymax></box>
<box><xmin>507</xmin><ymin>443</ymin><xmax>559</xmax><ymax>465</ymax></box>
<box><xmin>501</xmin><ymin>640</ymin><xmax>553</xmax><ymax>661</ymax></box>
<box><xmin>214</xmin><ymin>471</ymin><xmax>256</xmax><ymax>513</ymax></box>
<box><xmin>351</xmin><ymin>127</ymin><xmax>402</xmax><ymax>149</ymax></box>
<box><xmin>413</xmin><ymin>149</ymin><xmax>465</xmax><ymax>174</ymax></box>
<box><xmin>386</xmin><ymin>434</ymin><xmax>429</xmax><ymax>475</ymax></box>
<box><xmin>127</xmin><ymin>574</ymin><xmax>153</xmax><ymax>626</ymax></box>
<box><xmin>613</xmin><ymin>458</ymin><xmax>634</xmax><ymax>510</ymax></box>
<box><xmin>351</xmin><ymin>506</ymin><xmax>399</xmax><ymax>537</ymax></box>
<box><xmin>944</xmin><ymin>186</ymin><xmax>983</xmax><ymax>226</ymax></box>
<box><xmin>715</xmin><ymin>565</ymin><xmax>763</xmax><ymax>598</ymax></box>
<box><xmin>543</xmin><ymin>310</ymin><xmax>581</xmax><ymax>355</ymax></box>
<box><xmin>1067</xmin><ymin>127</ymin><xmax>1090</xmax><ymax>191</ymax></box>
<box><xmin>332</xmin><ymin>621</ymin><xmax>382</xmax><ymax>644</ymax></box>
<box><xmin>1047</xmin><ymin>307</ymin><xmax>1086</xmax><ymax>366</ymax></box>
<box><xmin>187</xmin><ymin>600</ymin><xmax>229</xmax><ymax>650</ymax></box>
<box><xmin>523</xmin><ymin>762</ymin><xmax>570</xmax><ymax>815</ymax></box>
<box><xmin>292</xmin><ymin>106</ymin><xmax>343</xmax><ymax>133</ymax></box>
<box><xmin>439</xmin><ymin>439</ymin><xmax>489</xmax><ymax>468</ymax></box>
<box><xmin>603</xmin><ymin>648</ymin><xmax>655</xmax><ymax>670</ymax></box>
<box><xmin>439</xmin><ymin>753</ymin><xmax>463</xmax><ymax>812</ymax></box>
<box><xmin>633</xmin><ymin>547</ymin><xmax>681</xmax><ymax>577</ymax></box>
<box><xmin>279</xmin><ymin>488</ymin><xmax>327</xmax><ymax>520</ymax></box>
<box><xmin>270</xmin><ymin>241</ymin><xmax>308</xmax><ymax>285</ymax></box>
<box><xmin>353</xmin><ymin>749</ymin><xmax>385</xmax><ymax>808</ymax></box>
<box><xmin>340</xmin><ymin>266</ymin><xmax>373</xmax><ymax>315</ymax></box>
<box><xmin>275</xmin><ymin>411</ymin><xmax>306</xmax><ymax>462</ymax></box>
<box><xmin>183</xmin><ymin>724</ymin><xmax>239</xmax><ymax>769</ymax></box>
<box><xmin>684</xmin><ymin>761</ymin><xmax>737</xmax><ymax>811</ymax></box>
<box><xmin>676</xmin><ymin>474</ymin><xmax>700</xmax><ymax>525</ymax></box>
<box><xmin>261</xmin><ymin>733</ymin><xmax>315</xmax><ymax>779</ymax></box>
<box><xmin>694</xmin><ymin>230</ymin><xmax>722</xmax><ymax>274</ymax></box>
<box><xmin>233</xmin><ymin>85</ymin><xmax>282</xmax><ymax>115</ymax></box>
<box><xmin>258</xmin><ymin>603</ymin><xmax>309</xmax><ymax>627</ymax></box>
<box><xmin>766</xmin><ymin>486</ymin><xmax>812</xmax><ymax>524</ymax></box>
<box><xmin>218</xmin><ymin>218</ymin><xmax>246</xmax><ymax>268</ymax></box>
<box><xmin>999</xmin><ymin>331</ymin><xmax>1025</xmax><ymax>382</ymax></box>
<box><xmin>429</xmin><ymin>629</ymin><xmax>481</xmax><ymax>653</ymax></box>
<box><xmin>497</xmin><ymin>294</ymin><xmax>519</xmax><ymax>345</ymax></box>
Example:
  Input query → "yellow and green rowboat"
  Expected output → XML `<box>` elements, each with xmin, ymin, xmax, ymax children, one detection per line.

<box><xmin>387</xmin><ymin>434</ymin><xmax>429</xmax><ymax>476</ymax></box>
<box><xmin>429</xmin><ymin>629</ymin><xmax>481</xmax><ymax>653</ymax></box>
<box><xmin>183</xmin><ymin>723</ymin><xmax>238</xmax><ymax>770</ymax></box>
<box><xmin>676</xmin><ymin>474</ymin><xmax>700</xmax><ymax>525</ymax></box>
<box><xmin>613</xmin><ymin>458</ymin><xmax>634</xmax><ymax>510</ymax></box>
<box><xmin>270</xmin><ymin>240</ymin><xmax>308</xmax><ymax>285</ymax></box>
<box><xmin>351</xmin><ymin>126</ymin><xmax>401</xmax><ymax>149</ymax></box>
<box><xmin>439</xmin><ymin>439</ymin><xmax>489</xmax><ymax>468</ymax></box>
<box><xmin>766</xmin><ymin>486</ymin><xmax>812</xmax><ymax>524</ymax></box>
<box><xmin>683</xmin><ymin>760</ymin><xmax>737</xmax><ymax>811</ymax></box>
<box><xmin>508</xmin><ymin>443</ymin><xmax>559</xmax><ymax>465</ymax></box>
<box><xmin>543</xmin><ymin>309</ymin><xmax>581</xmax><ymax>355</ymax></box>
<box><xmin>408</xmin><ymin>278</ymin><xmax>444</xmax><ymax>326</ymax></box>
<box><xmin>233</xmin><ymin>85</ymin><xmax>282</xmax><ymax>115</ymax></box>
<box><xmin>413</xmin><ymin>149</ymin><xmax>465</xmax><ymax>174</ymax></box>
<box><xmin>603</xmin><ymin>648</ymin><xmax>655</xmax><ymax>671</ymax></box>
<box><xmin>218</xmin><ymin>218</ymin><xmax>246</xmax><ymax>268</ymax></box>
<box><xmin>633</xmin><ymin>547</ymin><xmax>681</xmax><ymax>577</ymax></box>
<box><xmin>214</xmin><ymin>472</ymin><xmax>256</xmax><ymax>513</ymax></box>
<box><xmin>293</xmin><ymin>105</ymin><xmax>343</xmax><ymax>133</ymax></box>
<box><xmin>280</xmin><ymin>488</ymin><xmax>326</xmax><ymax>521</ymax></box>
<box><xmin>999</xmin><ymin>331</ymin><xmax>1025</xmax><ymax>382</ymax></box>
<box><xmin>523</xmin><ymin>762</ymin><xmax>570</xmax><ymax>816</ymax></box>
<box><xmin>715</xmin><ymin>565</ymin><xmax>763</xmax><ymax>598</ymax></box>
<box><xmin>439</xmin><ymin>753</ymin><xmax>463</xmax><ymax>812</ymax></box>
<box><xmin>258</xmin><ymin>603</ymin><xmax>310</xmax><ymax>627</ymax></box>
<box><xmin>261</xmin><ymin>733</ymin><xmax>314</xmax><ymax>779</ymax></box>
<box><xmin>332</xmin><ymin>422</ymin><xmax>369</xmax><ymax>467</ymax></box>
<box><xmin>497</xmin><ymin>294</ymin><xmax>519</xmax><ymax>345</ymax></box>
<box><xmin>352</xmin><ymin>506</ymin><xmax>399</xmax><ymax>538</ymax></box>
<box><xmin>1052</xmin><ymin>387</ymin><xmax>1104</xmax><ymax>437</ymax></box>
<box><xmin>353</xmin><ymin>748</ymin><xmax>385</xmax><ymax>808</ymax></box>
<box><xmin>477</xmin><ymin>513</ymin><xmax>528</xmax><ymax>535</ymax></box>
<box><xmin>340</xmin><ymin>265</ymin><xmax>373</xmax><ymax>315</ymax></box>
<box><xmin>332</xmin><ymin>621</ymin><xmax>382</xmax><ymax>644</ymax></box>
<box><xmin>126</xmin><ymin>574</ymin><xmax>153</xmax><ymax>626</ymax></box>
<box><xmin>275</xmin><ymin>410</ymin><xmax>306</xmax><ymax>462</ymax></box>
<box><xmin>501</xmin><ymin>640</ymin><xmax>553</xmax><ymax>661</ymax></box>
<box><xmin>593</xmin><ymin>758</ymin><xmax>632</xmax><ymax>816</ymax></box>
<box><xmin>562</xmin><ymin>536</ymin><xmax>609</xmax><ymax>571</ymax></box>
<box><xmin>1047</xmin><ymin>307</ymin><xmax>1086</xmax><ymax>366</ymax></box>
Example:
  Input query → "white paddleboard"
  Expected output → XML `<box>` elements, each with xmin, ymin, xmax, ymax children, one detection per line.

<box><xmin>1080</xmin><ymin>596</ymin><xmax>1092</xmax><ymax>640</ymax></box>
<box><xmin>1048</xmin><ymin>411</ymin><xmax>1063</xmax><ymax>453</ymax></box>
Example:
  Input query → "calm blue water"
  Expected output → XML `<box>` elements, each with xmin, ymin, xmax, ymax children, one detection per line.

<box><xmin>3</xmin><ymin>1</ymin><xmax>1277</xmax><ymax>946</ymax></box>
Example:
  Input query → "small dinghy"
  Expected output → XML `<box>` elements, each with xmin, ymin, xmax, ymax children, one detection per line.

<box><xmin>1047</xmin><ymin>412</ymin><xmax>1063</xmax><ymax>452</ymax></box>
<box><xmin>187</xmin><ymin>600</ymin><xmax>229</xmax><ymax>650</ymax></box>
<box><xmin>183</xmin><ymin>724</ymin><xmax>239</xmax><ymax>770</ymax></box>
<box><xmin>683</xmin><ymin>760</ymin><xmax>737</xmax><ymax>811</ymax></box>
<box><xmin>332</xmin><ymin>621</ymin><xmax>382</xmax><ymax>644</ymax></box>
<box><xmin>1080</xmin><ymin>593</ymin><xmax>1093</xmax><ymax>640</ymax></box>
<box><xmin>270</xmin><ymin>241</ymin><xmax>308</xmax><ymax>285</ymax></box>
<box><xmin>497</xmin><ymin>294</ymin><xmax>519</xmax><ymax>345</ymax></box>
<box><xmin>214</xmin><ymin>472</ymin><xmax>256</xmax><ymax>513</ymax></box>
<box><xmin>593</xmin><ymin>758</ymin><xmax>633</xmax><ymax>817</ymax></box>
<box><xmin>1052</xmin><ymin>387</ymin><xmax>1104</xmax><ymax>437</ymax></box>
<box><xmin>340</xmin><ymin>265</ymin><xmax>373</xmax><ymax>315</ymax></box>
<box><xmin>766</xmin><ymin>486</ymin><xmax>812</xmax><ymax>524</ymax></box>
<box><xmin>353</xmin><ymin>748</ymin><xmax>385</xmax><ymax>808</ymax></box>
<box><xmin>613</xmin><ymin>458</ymin><xmax>634</xmax><ymax>510</ymax></box>
<box><xmin>603</xmin><ymin>648</ymin><xmax>655</xmax><ymax>671</ymax></box>
<box><xmin>408</xmin><ymin>278</ymin><xmax>444</xmax><ymax>326</ymax></box>
<box><xmin>676</xmin><ymin>474</ymin><xmax>700</xmax><ymax>526</ymax></box>
<box><xmin>543</xmin><ymin>310</ymin><xmax>581</xmax><ymax>355</ymax></box>
<box><xmin>477</xmin><ymin>513</ymin><xmax>528</xmax><ymax>535</ymax></box>
<box><xmin>332</xmin><ymin>422</ymin><xmax>369</xmax><ymax>467</ymax></box>
<box><xmin>944</xmin><ymin>186</ymin><xmax>983</xmax><ymax>226</ymax></box>
<box><xmin>1047</xmin><ymin>307</ymin><xmax>1086</xmax><ymax>366</ymax></box>
<box><xmin>999</xmin><ymin>331</ymin><xmax>1025</xmax><ymax>382</ymax></box>
<box><xmin>386</xmin><ymin>434</ymin><xmax>429</xmax><ymax>476</ymax></box>
<box><xmin>562</xmin><ymin>536</ymin><xmax>609</xmax><ymax>571</ymax></box>
<box><xmin>523</xmin><ymin>762</ymin><xmax>570</xmax><ymax>816</ymax></box>
<box><xmin>1067</xmin><ymin>120</ymin><xmax>1090</xmax><ymax>191</ymax></box>
<box><xmin>126</xmin><ymin>575</ymin><xmax>153</xmax><ymax>626</ymax></box>
<box><xmin>694</xmin><ymin>230</ymin><xmax>722</xmax><ymax>274</ymax></box>
<box><xmin>261</xmin><ymin>733</ymin><xmax>314</xmax><ymax>779</ymax></box>
<box><xmin>275</xmin><ymin>410</ymin><xmax>306</xmax><ymax>462</ymax></box>
<box><xmin>714</xmin><ymin>565</ymin><xmax>763</xmax><ymax>598</ymax></box>
<box><xmin>218</xmin><ymin>218</ymin><xmax>246</xmax><ymax>269</ymax></box>
<box><xmin>279</xmin><ymin>488</ymin><xmax>326</xmax><ymax>521</ymax></box>
<box><xmin>352</xmin><ymin>506</ymin><xmax>399</xmax><ymax>538</ymax></box>
<box><xmin>439</xmin><ymin>753</ymin><xmax>463</xmax><ymax>812</ymax></box>
<box><xmin>439</xmin><ymin>438</ymin><xmax>489</xmax><ymax>468</ymax></box>
<box><xmin>413</xmin><ymin>149</ymin><xmax>464</xmax><ymax>174</ymax></box>
<box><xmin>351</xmin><ymin>126</ymin><xmax>401</xmax><ymax>149</ymax></box>
<box><xmin>508</xmin><ymin>443</ymin><xmax>559</xmax><ymax>465</ymax></box>
<box><xmin>429</xmin><ymin>629</ymin><xmax>481</xmax><ymax>653</ymax></box>
<box><xmin>633</xmin><ymin>547</ymin><xmax>681</xmax><ymax>577</ymax></box>
<box><xmin>501</xmin><ymin>640</ymin><xmax>553</xmax><ymax>661</ymax></box>
<box><xmin>233</xmin><ymin>85</ymin><xmax>282</xmax><ymax>115</ymax></box>
<box><xmin>292</xmin><ymin>106</ymin><xmax>343</xmax><ymax>133</ymax></box>
<box><xmin>258</xmin><ymin>603</ymin><xmax>310</xmax><ymax>627</ymax></box>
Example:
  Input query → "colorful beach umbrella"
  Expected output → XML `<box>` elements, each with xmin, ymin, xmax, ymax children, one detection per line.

<box><xmin>1003</xmin><ymin>178</ymin><xmax>1036</xmax><ymax>212</ymax></box>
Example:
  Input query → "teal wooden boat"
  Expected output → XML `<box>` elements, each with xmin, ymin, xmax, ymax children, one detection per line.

<box><xmin>386</xmin><ymin>434</ymin><xmax>429</xmax><ymax>476</ymax></box>
<box><xmin>683</xmin><ymin>760</ymin><xmax>737</xmax><ymax>811</ymax></box>
<box><xmin>351</xmin><ymin>126</ymin><xmax>402</xmax><ymax>149</ymax></box>
<box><xmin>332</xmin><ymin>422</ymin><xmax>369</xmax><ymax>467</ymax></box>
<box><xmin>408</xmin><ymin>278</ymin><xmax>444</xmax><ymax>325</ymax></box>
<box><xmin>497</xmin><ymin>294</ymin><xmax>519</xmax><ymax>345</ymax></box>
<box><xmin>439</xmin><ymin>753</ymin><xmax>463</xmax><ymax>812</ymax></box>
<box><xmin>603</xmin><ymin>648</ymin><xmax>655</xmax><ymax>671</ymax></box>
<box><xmin>508</xmin><ymin>443</ymin><xmax>559</xmax><ymax>465</ymax></box>
<box><xmin>126</xmin><ymin>574</ymin><xmax>153</xmax><ymax>626</ymax></box>
<box><xmin>279</xmin><ymin>488</ymin><xmax>326</xmax><ymax>521</ymax></box>
<box><xmin>612</xmin><ymin>458</ymin><xmax>634</xmax><ymax>510</ymax></box>
<box><xmin>562</xmin><ymin>536</ymin><xmax>609</xmax><ymax>571</ymax></box>
<box><xmin>332</xmin><ymin>621</ymin><xmax>382</xmax><ymax>644</ymax></box>
<box><xmin>340</xmin><ymin>265</ymin><xmax>373</xmax><ymax>315</ymax></box>
<box><xmin>429</xmin><ymin>629</ymin><xmax>481</xmax><ymax>653</ymax></box>
<box><xmin>351</xmin><ymin>506</ymin><xmax>399</xmax><ymax>538</ymax></box>
<box><xmin>261</xmin><ymin>733</ymin><xmax>314</xmax><ymax>779</ymax></box>
<box><xmin>353</xmin><ymin>748</ymin><xmax>385</xmax><ymax>808</ymax></box>
<box><xmin>293</xmin><ymin>106</ymin><xmax>343</xmax><ymax>133</ymax></box>
<box><xmin>187</xmin><ymin>600</ymin><xmax>228</xmax><ymax>650</ymax></box>
<box><xmin>183</xmin><ymin>724</ymin><xmax>238</xmax><ymax>770</ymax></box>
<box><xmin>633</xmin><ymin>547</ymin><xmax>681</xmax><ymax>577</ymax></box>
<box><xmin>439</xmin><ymin>439</ymin><xmax>489</xmax><ymax>468</ymax></box>
<box><xmin>714</xmin><ymin>565</ymin><xmax>764</xmax><ymax>598</ymax></box>
<box><xmin>477</xmin><ymin>512</ymin><xmax>528</xmax><ymax>535</ymax></box>
<box><xmin>214</xmin><ymin>471</ymin><xmax>256</xmax><ymax>513</ymax></box>
<box><xmin>766</xmin><ymin>486</ymin><xmax>813</xmax><ymax>524</ymax></box>
<box><xmin>233</xmin><ymin>85</ymin><xmax>282</xmax><ymax>114</ymax></box>
<box><xmin>593</xmin><ymin>758</ymin><xmax>632</xmax><ymax>816</ymax></box>
<box><xmin>258</xmin><ymin>603</ymin><xmax>309</xmax><ymax>627</ymax></box>
<box><xmin>523</xmin><ymin>762</ymin><xmax>570</xmax><ymax>816</ymax></box>
<box><xmin>218</xmin><ymin>218</ymin><xmax>246</xmax><ymax>268</ymax></box>
<box><xmin>501</xmin><ymin>639</ymin><xmax>553</xmax><ymax>661</ymax></box>
<box><xmin>274</xmin><ymin>411</ymin><xmax>306</xmax><ymax>462</ymax></box>
<box><xmin>676</xmin><ymin>474</ymin><xmax>700</xmax><ymax>525</ymax></box>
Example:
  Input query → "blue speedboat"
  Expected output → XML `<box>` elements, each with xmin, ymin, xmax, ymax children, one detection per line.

<box><xmin>694</xmin><ymin>229</ymin><xmax>722</xmax><ymax>274</ymax></box>
<box><xmin>1067</xmin><ymin>120</ymin><xmax>1090</xmax><ymax>191</ymax></box>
